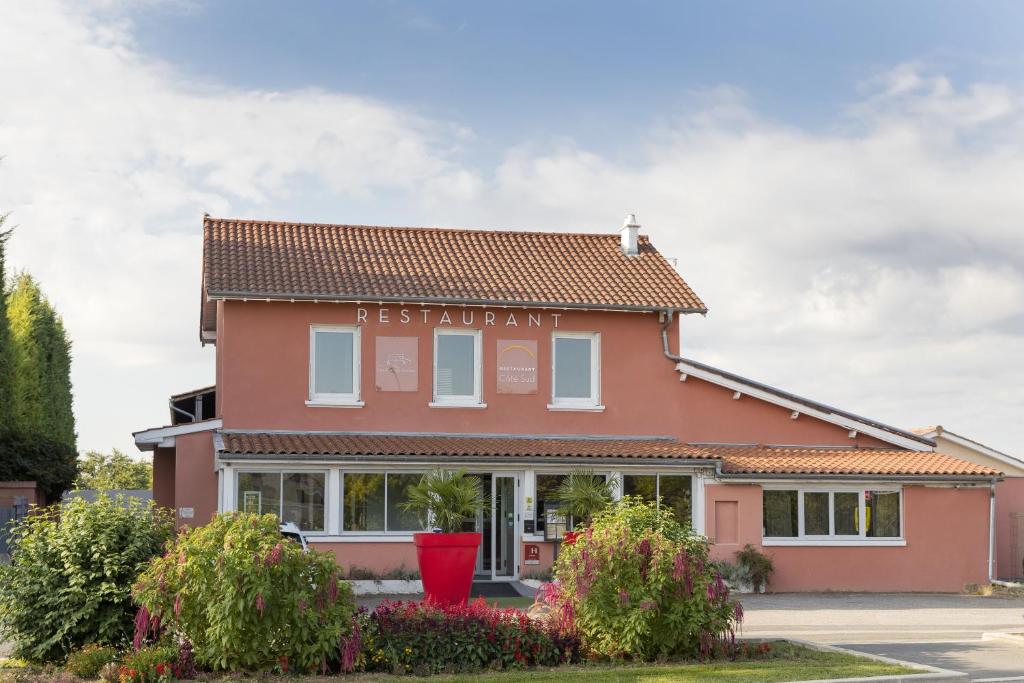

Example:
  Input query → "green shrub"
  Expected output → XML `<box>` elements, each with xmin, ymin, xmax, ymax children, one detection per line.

<box><xmin>543</xmin><ymin>496</ymin><xmax>741</xmax><ymax>660</ymax></box>
<box><xmin>345</xmin><ymin>565</ymin><xmax>420</xmax><ymax>580</ymax></box>
<box><xmin>116</xmin><ymin>644</ymin><xmax>177</xmax><ymax>683</ymax></box>
<box><xmin>735</xmin><ymin>544</ymin><xmax>774</xmax><ymax>591</ymax></box>
<box><xmin>64</xmin><ymin>644</ymin><xmax>120</xmax><ymax>678</ymax></box>
<box><xmin>0</xmin><ymin>495</ymin><xmax>175</xmax><ymax>663</ymax></box>
<box><xmin>400</xmin><ymin>469</ymin><xmax>486</xmax><ymax>532</ymax></box>
<box><xmin>133</xmin><ymin>512</ymin><xmax>355</xmax><ymax>673</ymax></box>
<box><xmin>556</xmin><ymin>469</ymin><xmax>615</xmax><ymax>527</ymax></box>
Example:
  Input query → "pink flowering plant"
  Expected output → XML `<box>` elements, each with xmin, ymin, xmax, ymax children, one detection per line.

<box><xmin>132</xmin><ymin>513</ymin><xmax>355</xmax><ymax>673</ymax></box>
<box><xmin>359</xmin><ymin>599</ymin><xmax>580</xmax><ymax>675</ymax></box>
<box><xmin>542</xmin><ymin>496</ymin><xmax>742</xmax><ymax>660</ymax></box>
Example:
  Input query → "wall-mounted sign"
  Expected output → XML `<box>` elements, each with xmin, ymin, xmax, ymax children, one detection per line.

<box><xmin>178</xmin><ymin>507</ymin><xmax>195</xmax><ymax>519</ymax></box>
<box><xmin>524</xmin><ymin>544</ymin><xmax>540</xmax><ymax>565</ymax></box>
<box><xmin>375</xmin><ymin>336</ymin><xmax>418</xmax><ymax>391</ymax></box>
<box><xmin>357</xmin><ymin>307</ymin><xmax>563</xmax><ymax>328</ymax></box>
<box><xmin>497</xmin><ymin>339</ymin><xmax>537</xmax><ymax>394</ymax></box>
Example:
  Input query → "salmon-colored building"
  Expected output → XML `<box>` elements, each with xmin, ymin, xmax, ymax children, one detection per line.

<box><xmin>135</xmin><ymin>215</ymin><xmax>1004</xmax><ymax>592</ymax></box>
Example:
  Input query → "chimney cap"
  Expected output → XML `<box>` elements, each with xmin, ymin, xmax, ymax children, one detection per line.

<box><xmin>620</xmin><ymin>214</ymin><xmax>640</xmax><ymax>255</ymax></box>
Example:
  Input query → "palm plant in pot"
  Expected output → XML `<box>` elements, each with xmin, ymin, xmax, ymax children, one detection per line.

<box><xmin>556</xmin><ymin>468</ymin><xmax>616</xmax><ymax>544</ymax></box>
<box><xmin>401</xmin><ymin>469</ymin><xmax>487</xmax><ymax>605</ymax></box>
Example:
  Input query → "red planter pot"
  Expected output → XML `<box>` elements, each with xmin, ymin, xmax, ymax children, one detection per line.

<box><xmin>413</xmin><ymin>532</ymin><xmax>482</xmax><ymax>605</ymax></box>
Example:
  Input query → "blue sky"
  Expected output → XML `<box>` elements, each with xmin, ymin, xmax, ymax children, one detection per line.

<box><xmin>132</xmin><ymin>1</ymin><xmax>1024</xmax><ymax>149</ymax></box>
<box><xmin>1</xmin><ymin>1</ymin><xmax>1022</xmax><ymax>456</ymax></box>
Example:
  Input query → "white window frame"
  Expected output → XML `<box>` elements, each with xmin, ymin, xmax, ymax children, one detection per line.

<box><xmin>431</xmin><ymin>328</ymin><xmax>484</xmax><ymax>407</ymax></box>
<box><xmin>762</xmin><ymin>485</ymin><xmax>905</xmax><ymax>546</ymax></box>
<box><xmin>549</xmin><ymin>331</ymin><xmax>603</xmax><ymax>411</ymax></box>
<box><xmin>308</xmin><ymin>325</ymin><xmax>363</xmax><ymax>407</ymax></box>
<box><xmin>341</xmin><ymin>471</ymin><xmax>427</xmax><ymax>535</ymax></box>
<box><xmin>234</xmin><ymin>469</ymin><xmax>329</xmax><ymax>535</ymax></box>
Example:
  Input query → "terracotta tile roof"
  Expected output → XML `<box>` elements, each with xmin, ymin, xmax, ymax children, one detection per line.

<box><xmin>706</xmin><ymin>445</ymin><xmax>998</xmax><ymax>477</ymax></box>
<box><xmin>216</xmin><ymin>432</ymin><xmax>998</xmax><ymax>477</ymax></box>
<box><xmin>219</xmin><ymin>432</ymin><xmax>710</xmax><ymax>461</ymax></box>
<box><xmin>200</xmin><ymin>217</ymin><xmax>706</xmax><ymax>333</ymax></box>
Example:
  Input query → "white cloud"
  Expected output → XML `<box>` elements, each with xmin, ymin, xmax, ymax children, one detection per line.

<box><xmin>0</xmin><ymin>0</ymin><xmax>476</xmax><ymax>455</ymax></box>
<box><xmin>1</xmin><ymin>1</ymin><xmax>1021</xmax><ymax>457</ymax></box>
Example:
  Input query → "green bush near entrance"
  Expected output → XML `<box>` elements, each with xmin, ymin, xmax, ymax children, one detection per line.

<box><xmin>132</xmin><ymin>512</ymin><xmax>355</xmax><ymax>673</ymax></box>
<box><xmin>541</xmin><ymin>496</ymin><xmax>741</xmax><ymax>660</ymax></box>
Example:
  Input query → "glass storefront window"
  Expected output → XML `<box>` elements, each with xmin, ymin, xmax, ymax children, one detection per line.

<box><xmin>237</xmin><ymin>472</ymin><xmax>280</xmax><ymax>516</ymax></box>
<box><xmin>386</xmin><ymin>473</ymin><xmax>423</xmax><ymax>532</ymax></box>
<box><xmin>282</xmin><ymin>472</ymin><xmax>325</xmax><ymax>532</ymax></box>
<box><xmin>622</xmin><ymin>474</ymin><xmax>692</xmax><ymax>526</ymax></box>
<box><xmin>343</xmin><ymin>473</ymin><xmax>385</xmax><ymax>532</ymax></box>
<box><xmin>867</xmin><ymin>490</ymin><xmax>901</xmax><ymax>537</ymax></box>
<box><xmin>535</xmin><ymin>474</ymin><xmax>566</xmax><ymax>535</ymax></box>
<box><xmin>833</xmin><ymin>492</ymin><xmax>859</xmax><ymax>536</ymax></box>
<box><xmin>237</xmin><ymin>471</ymin><xmax>325</xmax><ymax>532</ymax></box>
<box><xmin>763</xmin><ymin>489</ymin><xmax>799</xmax><ymax>537</ymax></box>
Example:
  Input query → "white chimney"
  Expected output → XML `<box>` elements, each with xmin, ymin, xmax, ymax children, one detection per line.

<box><xmin>620</xmin><ymin>214</ymin><xmax>640</xmax><ymax>255</ymax></box>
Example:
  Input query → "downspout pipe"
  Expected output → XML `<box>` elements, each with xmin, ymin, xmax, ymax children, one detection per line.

<box><xmin>661</xmin><ymin>309</ymin><xmax>685</xmax><ymax>363</ymax></box>
<box><xmin>171</xmin><ymin>404</ymin><xmax>196</xmax><ymax>422</ymax></box>
<box><xmin>988</xmin><ymin>478</ymin><xmax>997</xmax><ymax>583</ymax></box>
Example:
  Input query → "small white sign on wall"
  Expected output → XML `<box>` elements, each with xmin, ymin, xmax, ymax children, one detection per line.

<box><xmin>178</xmin><ymin>507</ymin><xmax>194</xmax><ymax>519</ymax></box>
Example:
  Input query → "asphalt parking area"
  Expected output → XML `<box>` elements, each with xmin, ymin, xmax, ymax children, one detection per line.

<box><xmin>739</xmin><ymin>593</ymin><xmax>1024</xmax><ymax>681</ymax></box>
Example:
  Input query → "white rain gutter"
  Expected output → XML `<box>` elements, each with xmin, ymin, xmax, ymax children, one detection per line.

<box><xmin>988</xmin><ymin>478</ymin><xmax>997</xmax><ymax>582</ymax></box>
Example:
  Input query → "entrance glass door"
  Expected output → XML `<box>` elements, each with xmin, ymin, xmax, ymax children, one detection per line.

<box><xmin>493</xmin><ymin>475</ymin><xmax>516</xmax><ymax>579</ymax></box>
<box><xmin>468</xmin><ymin>473</ymin><xmax>518</xmax><ymax>580</ymax></box>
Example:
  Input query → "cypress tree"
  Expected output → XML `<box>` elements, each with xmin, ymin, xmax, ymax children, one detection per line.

<box><xmin>7</xmin><ymin>273</ymin><xmax>76</xmax><ymax>448</ymax></box>
<box><xmin>0</xmin><ymin>216</ymin><xmax>13</xmax><ymax>429</ymax></box>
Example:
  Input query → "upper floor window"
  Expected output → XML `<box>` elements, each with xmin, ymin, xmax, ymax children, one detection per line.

<box><xmin>432</xmin><ymin>328</ymin><xmax>482</xmax><ymax>406</ymax></box>
<box><xmin>309</xmin><ymin>325</ymin><xmax>361</xmax><ymax>406</ymax></box>
<box><xmin>551</xmin><ymin>332</ymin><xmax>601</xmax><ymax>409</ymax></box>
<box><xmin>762</xmin><ymin>487</ymin><xmax>903</xmax><ymax>545</ymax></box>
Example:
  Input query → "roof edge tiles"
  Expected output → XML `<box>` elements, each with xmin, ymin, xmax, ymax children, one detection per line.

<box><xmin>201</xmin><ymin>216</ymin><xmax>707</xmax><ymax>335</ymax></box>
<box><xmin>707</xmin><ymin>444</ymin><xmax>998</xmax><ymax>478</ymax></box>
<box><xmin>213</xmin><ymin>432</ymin><xmax>998</xmax><ymax>479</ymax></box>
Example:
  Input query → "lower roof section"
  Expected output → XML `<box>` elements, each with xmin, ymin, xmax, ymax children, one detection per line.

<box><xmin>704</xmin><ymin>444</ymin><xmax>997</xmax><ymax>477</ymax></box>
<box><xmin>218</xmin><ymin>431</ymin><xmax>709</xmax><ymax>461</ymax></box>
<box><xmin>215</xmin><ymin>431</ymin><xmax>1000</xmax><ymax>479</ymax></box>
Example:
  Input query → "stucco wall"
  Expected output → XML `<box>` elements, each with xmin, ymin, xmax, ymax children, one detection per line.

<box><xmin>930</xmin><ymin>435</ymin><xmax>1023</xmax><ymax>580</ymax></box>
<box><xmin>705</xmin><ymin>483</ymin><xmax>990</xmax><ymax>592</ymax></box>
<box><xmin>677</xmin><ymin>379</ymin><xmax>892</xmax><ymax>448</ymax></box>
<box><xmin>152</xmin><ymin>448</ymin><xmax>176</xmax><ymax>510</ymax></box>
<box><xmin>311</xmin><ymin>541</ymin><xmax>420</xmax><ymax>576</ymax></box>
<box><xmin>172</xmin><ymin>431</ymin><xmax>218</xmax><ymax>528</ymax></box>
<box><xmin>996</xmin><ymin>478</ymin><xmax>1024</xmax><ymax>579</ymax></box>
<box><xmin>215</xmin><ymin>300</ymin><xmax>888</xmax><ymax>448</ymax></box>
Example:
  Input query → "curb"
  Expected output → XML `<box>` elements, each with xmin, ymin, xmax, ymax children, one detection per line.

<box><xmin>778</xmin><ymin>638</ymin><xmax>968</xmax><ymax>683</ymax></box>
<box><xmin>982</xmin><ymin>631</ymin><xmax>1024</xmax><ymax>645</ymax></box>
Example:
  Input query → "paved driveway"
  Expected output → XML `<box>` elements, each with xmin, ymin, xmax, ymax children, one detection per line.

<box><xmin>740</xmin><ymin>593</ymin><xmax>1024</xmax><ymax>681</ymax></box>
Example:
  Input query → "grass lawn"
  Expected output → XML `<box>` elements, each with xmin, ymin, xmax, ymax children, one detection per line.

<box><xmin>279</xmin><ymin>643</ymin><xmax>918</xmax><ymax>682</ymax></box>
<box><xmin>1</xmin><ymin>642</ymin><xmax>919</xmax><ymax>683</ymax></box>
